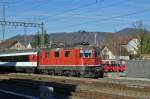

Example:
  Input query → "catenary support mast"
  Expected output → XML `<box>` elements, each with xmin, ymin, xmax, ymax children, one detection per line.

<box><xmin>0</xmin><ymin>20</ymin><xmax>45</xmax><ymax>48</ymax></box>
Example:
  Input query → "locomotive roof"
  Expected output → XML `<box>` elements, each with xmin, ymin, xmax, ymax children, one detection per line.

<box><xmin>0</xmin><ymin>45</ymin><xmax>100</xmax><ymax>56</ymax></box>
<box><xmin>40</xmin><ymin>45</ymin><xmax>99</xmax><ymax>51</ymax></box>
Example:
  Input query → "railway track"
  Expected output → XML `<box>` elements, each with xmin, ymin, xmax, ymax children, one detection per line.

<box><xmin>0</xmin><ymin>79</ymin><xmax>138</xmax><ymax>99</ymax></box>
<box><xmin>0</xmin><ymin>73</ymin><xmax>150</xmax><ymax>99</ymax></box>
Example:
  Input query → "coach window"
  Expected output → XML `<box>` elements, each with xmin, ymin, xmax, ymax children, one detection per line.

<box><xmin>55</xmin><ymin>51</ymin><xmax>59</xmax><ymax>58</ymax></box>
<box><xmin>46</xmin><ymin>51</ymin><xmax>50</xmax><ymax>58</ymax></box>
<box><xmin>65</xmin><ymin>51</ymin><xmax>70</xmax><ymax>57</ymax></box>
<box><xmin>20</xmin><ymin>55</ymin><xmax>28</xmax><ymax>62</ymax></box>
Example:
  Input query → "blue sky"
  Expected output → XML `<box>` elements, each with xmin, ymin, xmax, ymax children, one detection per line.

<box><xmin>0</xmin><ymin>0</ymin><xmax>150</xmax><ymax>39</ymax></box>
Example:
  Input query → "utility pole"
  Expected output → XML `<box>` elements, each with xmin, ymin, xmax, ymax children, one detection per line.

<box><xmin>94</xmin><ymin>33</ymin><xmax>97</xmax><ymax>46</ymax></box>
<box><xmin>24</xmin><ymin>26</ymin><xmax>27</xmax><ymax>43</ymax></box>
<box><xmin>2</xmin><ymin>2</ymin><xmax>6</xmax><ymax>41</ymax></box>
<box><xmin>41</xmin><ymin>22</ymin><xmax>44</xmax><ymax>48</ymax></box>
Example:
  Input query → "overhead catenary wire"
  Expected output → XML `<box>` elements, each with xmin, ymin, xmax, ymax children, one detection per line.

<box><xmin>40</xmin><ymin>0</ymin><xmax>101</xmax><ymax>21</ymax></box>
<box><xmin>2</xmin><ymin>0</ymin><xmax>50</xmax><ymax>23</ymax></box>
<box><xmin>8</xmin><ymin>0</ymin><xmax>70</xmax><ymax>22</ymax></box>
<box><xmin>69</xmin><ymin>7</ymin><xmax>150</xmax><ymax>27</ymax></box>
<box><xmin>1</xmin><ymin>0</ymin><xmax>149</xmax><ymax>33</ymax></box>
<box><xmin>83</xmin><ymin>0</ymin><xmax>126</xmax><ymax>14</ymax></box>
<box><xmin>44</xmin><ymin>0</ymin><xmax>127</xmax><ymax>28</ymax></box>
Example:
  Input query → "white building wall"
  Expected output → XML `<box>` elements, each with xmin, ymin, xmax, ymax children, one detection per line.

<box><xmin>10</xmin><ymin>42</ymin><xmax>25</xmax><ymax>50</ymax></box>
<box><xmin>102</xmin><ymin>47</ymin><xmax>116</xmax><ymax>60</ymax></box>
<box><xmin>120</xmin><ymin>56</ymin><xmax>129</xmax><ymax>60</ymax></box>
<box><xmin>127</xmin><ymin>38</ymin><xmax>140</xmax><ymax>54</ymax></box>
<box><xmin>102</xmin><ymin>46</ymin><xmax>129</xmax><ymax>61</ymax></box>
<box><xmin>26</xmin><ymin>43</ymin><xmax>32</xmax><ymax>49</ymax></box>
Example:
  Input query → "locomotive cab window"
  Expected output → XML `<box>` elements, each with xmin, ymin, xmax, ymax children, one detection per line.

<box><xmin>55</xmin><ymin>51</ymin><xmax>59</xmax><ymax>58</ymax></box>
<box><xmin>84</xmin><ymin>50</ymin><xmax>92</xmax><ymax>58</ymax></box>
<box><xmin>65</xmin><ymin>51</ymin><xmax>70</xmax><ymax>57</ymax></box>
<box><xmin>80</xmin><ymin>50</ymin><xmax>92</xmax><ymax>58</ymax></box>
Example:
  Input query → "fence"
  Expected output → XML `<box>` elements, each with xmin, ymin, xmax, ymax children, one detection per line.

<box><xmin>126</xmin><ymin>60</ymin><xmax>150</xmax><ymax>79</ymax></box>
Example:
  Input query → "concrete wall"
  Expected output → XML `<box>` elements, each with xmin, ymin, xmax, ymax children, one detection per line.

<box><xmin>126</xmin><ymin>60</ymin><xmax>150</xmax><ymax>79</ymax></box>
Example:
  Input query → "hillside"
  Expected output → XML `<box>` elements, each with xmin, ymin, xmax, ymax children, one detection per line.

<box><xmin>48</xmin><ymin>31</ymin><xmax>109</xmax><ymax>45</ymax></box>
<box><xmin>7</xmin><ymin>31</ymin><xmax>109</xmax><ymax>45</ymax></box>
<box><xmin>7</xmin><ymin>35</ymin><xmax>35</xmax><ymax>44</ymax></box>
<box><xmin>6</xmin><ymin>28</ymin><xmax>149</xmax><ymax>45</ymax></box>
<box><xmin>116</xmin><ymin>28</ymin><xmax>149</xmax><ymax>36</ymax></box>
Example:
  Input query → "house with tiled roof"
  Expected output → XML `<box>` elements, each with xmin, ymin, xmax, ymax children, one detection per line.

<box><xmin>101</xmin><ymin>45</ymin><xmax>130</xmax><ymax>64</ymax></box>
<box><xmin>122</xmin><ymin>38</ymin><xmax>140</xmax><ymax>55</ymax></box>
<box><xmin>101</xmin><ymin>36</ymin><xmax>142</xmax><ymax>62</ymax></box>
<box><xmin>115</xmin><ymin>36</ymin><xmax>140</xmax><ymax>55</ymax></box>
<box><xmin>0</xmin><ymin>40</ymin><xmax>33</xmax><ymax>50</ymax></box>
<box><xmin>19</xmin><ymin>41</ymin><xmax>33</xmax><ymax>49</ymax></box>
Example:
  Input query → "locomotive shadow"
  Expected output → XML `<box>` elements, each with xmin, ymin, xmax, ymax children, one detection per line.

<box><xmin>2</xmin><ymin>78</ymin><xmax>78</xmax><ymax>99</ymax></box>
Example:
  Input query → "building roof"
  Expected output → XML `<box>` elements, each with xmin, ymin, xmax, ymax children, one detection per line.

<box><xmin>0</xmin><ymin>40</ymin><xmax>18</xmax><ymax>50</ymax></box>
<box><xmin>120</xmin><ymin>37</ymin><xmax>139</xmax><ymax>45</ymax></box>
<box><xmin>102</xmin><ymin>45</ymin><xmax>129</xmax><ymax>56</ymax></box>
<box><xmin>19</xmin><ymin>41</ymin><xmax>31</xmax><ymax>46</ymax></box>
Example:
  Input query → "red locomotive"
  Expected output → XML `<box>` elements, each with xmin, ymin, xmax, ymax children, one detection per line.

<box><xmin>0</xmin><ymin>43</ymin><xmax>103</xmax><ymax>78</ymax></box>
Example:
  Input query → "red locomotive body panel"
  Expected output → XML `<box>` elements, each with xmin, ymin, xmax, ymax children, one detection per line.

<box><xmin>39</xmin><ymin>49</ymin><xmax>79</xmax><ymax>66</ymax></box>
<box><xmin>38</xmin><ymin>48</ymin><xmax>101</xmax><ymax>67</ymax></box>
<box><xmin>37</xmin><ymin>46</ymin><xmax>103</xmax><ymax>78</ymax></box>
<box><xmin>29</xmin><ymin>54</ymin><xmax>37</xmax><ymax>62</ymax></box>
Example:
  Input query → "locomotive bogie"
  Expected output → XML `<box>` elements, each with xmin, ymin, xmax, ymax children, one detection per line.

<box><xmin>37</xmin><ymin>66</ymin><xmax>103</xmax><ymax>78</ymax></box>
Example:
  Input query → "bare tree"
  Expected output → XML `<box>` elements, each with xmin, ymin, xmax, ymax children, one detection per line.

<box><xmin>132</xmin><ymin>20</ymin><xmax>148</xmax><ymax>30</ymax></box>
<box><xmin>132</xmin><ymin>21</ymin><xmax>150</xmax><ymax>57</ymax></box>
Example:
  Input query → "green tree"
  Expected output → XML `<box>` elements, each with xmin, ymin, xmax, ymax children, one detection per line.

<box><xmin>132</xmin><ymin>21</ymin><xmax>150</xmax><ymax>57</ymax></box>
<box><xmin>43</xmin><ymin>29</ymin><xmax>49</xmax><ymax>46</ymax></box>
<box><xmin>33</xmin><ymin>30</ymin><xmax>41</xmax><ymax>48</ymax></box>
<box><xmin>33</xmin><ymin>30</ymin><xmax>49</xmax><ymax>48</ymax></box>
<box><xmin>139</xmin><ymin>33</ymin><xmax>150</xmax><ymax>54</ymax></box>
